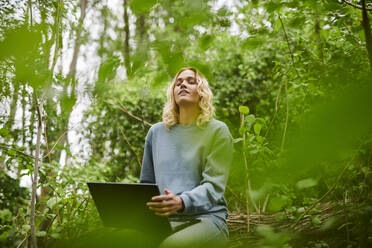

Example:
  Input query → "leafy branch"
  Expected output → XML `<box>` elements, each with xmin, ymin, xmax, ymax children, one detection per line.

<box><xmin>342</xmin><ymin>0</ymin><xmax>372</xmax><ymax>11</ymax></box>
<box><xmin>104</xmin><ymin>98</ymin><xmax>152</xmax><ymax>127</ymax></box>
<box><xmin>291</xmin><ymin>151</ymin><xmax>358</xmax><ymax>229</ymax></box>
<box><xmin>119</xmin><ymin>127</ymin><xmax>142</xmax><ymax>168</ymax></box>
<box><xmin>0</xmin><ymin>144</ymin><xmax>33</xmax><ymax>159</ymax></box>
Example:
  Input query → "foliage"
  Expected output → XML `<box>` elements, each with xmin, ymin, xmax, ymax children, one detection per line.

<box><xmin>0</xmin><ymin>0</ymin><xmax>372</xmax><ymax>247</ymax></box>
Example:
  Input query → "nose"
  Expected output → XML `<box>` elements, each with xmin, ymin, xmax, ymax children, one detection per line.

<box><xmin>179</xmin><ymin>80</ymin><xmax>187</xmax><ymax>88</ymax></box>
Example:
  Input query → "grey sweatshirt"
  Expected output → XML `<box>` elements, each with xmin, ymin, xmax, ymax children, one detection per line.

<box><xmin>139</xmin><ymin>118</ymin><xmax>234</xmax><ymax>221</ymax></box>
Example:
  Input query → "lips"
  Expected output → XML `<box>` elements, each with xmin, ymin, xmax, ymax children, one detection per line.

<box><xmin>179</xmin><ymin>90</ymin><xmax>189</xmax><ymax>95</ymax></box>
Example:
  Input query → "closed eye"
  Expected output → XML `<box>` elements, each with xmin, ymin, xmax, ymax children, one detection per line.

<box><xmin>176</xmin><ymin>77</ymin><xmax>196</xmax><ymax>85</ymax></box>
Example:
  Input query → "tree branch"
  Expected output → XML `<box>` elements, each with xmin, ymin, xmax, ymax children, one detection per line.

<box><xmin>42</xmin><ymin>129</ymin><xmax>68</xmax><ymax>159</ymax></box>
<box><xmin>281</xmin><ymin>79</ymin><xmax>289</xmax><ymax>151</ymax></box>
<box><xmin>0</xmin><ymin>144</ymin><xmax>33</xmax><ymax>159</ymax></box>
<box><xmin>104</xmin><ymin>98</ymin><xmax>152</xmax><ymax>127</ymax></box>
<box><xmin>277</xmin><ymin>14</ymin><xmax>300</xmax><ymax>78</ymax></box>
<box><xmin>119</xmin><ymin>127</ymin><xmax>142</xmax><ymax>168</ymax></box>
<box><xmin>342</xmin><ymin>0</ymin><xmax>372</xmax><ymax>11</ymax></box>
<box><xmin>291</xmin><ymin>151</ymin><xmax>358</xmax><ymax>229</ymax></box>
<box><xmin>16</xmin><ymin>235</ymin><xmax>28</xmax><ymax>248</ymax></box>
<box><xmin>226</xmin><ymin>185</ymin><xmax>245</xmax><ymax>208</ymax></box>
<box><xmin>42</xmin><ymin>117</ymin><xmax>61</xmax><ymax>224</ymax></box>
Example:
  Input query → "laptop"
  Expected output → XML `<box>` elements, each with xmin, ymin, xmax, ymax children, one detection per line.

<box><xmin>87</xmin><ymin>182</ymin><xmax>200</xmax><ymax>240</ymax></box>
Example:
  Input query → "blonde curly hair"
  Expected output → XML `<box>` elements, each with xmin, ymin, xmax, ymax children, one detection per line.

<box><xmin>162</xmin><ymin>67</ymin><xmax>215</xmax><ymax>130</ymax></box>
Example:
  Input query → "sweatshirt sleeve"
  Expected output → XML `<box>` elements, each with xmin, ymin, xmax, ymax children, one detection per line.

<box><xmin>139</xmin><ymin>127</ymin><xmax>156</xmax><ymax>184</ymax></box>
<box><xmin>179</xmin><ymin>124</ymin><xmax>234</xmax><ymax>215</ymax></box>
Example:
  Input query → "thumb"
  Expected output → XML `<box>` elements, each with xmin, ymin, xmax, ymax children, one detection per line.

<box><xmin>164</xmin><ymin>188</ymin><xmax>171</xmax><ymax>195</ymax></box>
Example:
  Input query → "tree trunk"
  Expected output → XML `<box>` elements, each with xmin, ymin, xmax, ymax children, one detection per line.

<box><xmin>49</xmin><ymin>0</ymin><xmax>63</xmax><ymax>75</ymax></box>
<box><xmin>5</xmin><ymin>82</ymin><xmax>19</xmax><ymax>129</ymax></box>
<box><xmin>98</xmin><ymin>6</ymin><xmax>109</xmax><ymax>59</ymax></box>
<box><xmin>38</xmin><ymin>1</ymin><xmax>88</xmax><ymax>238</ymax></box>
<box><xmin>62</xmin><ymin>0</ymin><xmax>87</xmax><ymax>164</ymax></box>
<box><xmin>123</xmin><ymin>0</ymin><xmax>130</xmax><ymax>77</ymax></box>
<box><xmin>67</xmin><ymin>0</ymin><xmax>87</xmax><ymax>82</ymax></box>
<box><xmin>0</xmin><ymin>72</ymin><xmax>18</xmax><ymax>170</ymax></box>
<box><xmin>135</xmin><ymin>14</ymin><xmax>146</xmax><ymax>51</ymax></box>
<box><xmin>361</xmin><ymin>0</ymin><xmax>372</xmax><ymax>71</ymax></box>
<box><xmin>314</xmin><ymin>12</ymin><xmax>323</xmax><ymax>63</ymax></box>
<box><xmin>18</xmin><ymin>84</ymin><xmax>27</xmax><ymax>178</ymax></box>
<box><xmin>30</xmin><ymin>94</ymin><xmax>43</xmax><ymax>248</ymax></box>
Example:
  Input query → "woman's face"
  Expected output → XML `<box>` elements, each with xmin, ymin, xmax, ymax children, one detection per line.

<box><xmin>173</xmin><ymin>69</ymin><xmax>200</xmax><ymax>107</ymax></box>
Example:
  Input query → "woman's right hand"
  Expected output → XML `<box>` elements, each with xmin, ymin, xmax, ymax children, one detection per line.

<box><xmin>146</xmin><ymin>188</ymin><xmax>184</xmax><ymax>216</ymax></box>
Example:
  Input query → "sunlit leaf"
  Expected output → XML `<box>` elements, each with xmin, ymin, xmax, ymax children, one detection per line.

<box><xmin>239</xmin><ymin>105</ymin><xmax>250</xmax><ymax>114</ymax></box>
<box><xmin>254</xmin><ymin>123</ymin><xmax>262</xmax><ymax>135</ymax></box>
<box><xmin>129</xmin><ymin>0</ymin><xmax>157</xmax><ymax>14</ymax></box>
<box><xmin>198</xmin><ymin>34</ymin><xmax>215</xmax><ymax>51</ymax></box>
<box><xmin>36</xmin><ymin>231</ymin><xmax>47</xmax><ymax>237</ymax></box>
<box><xmin>268</xmin><ymin>196</ymin><xmax>287</xmax><ymax>211</ymax></box>
<box><xmin>296</xmin><ymin>178</ymin><xmax>318</xmax><ymax>189</ymax></box>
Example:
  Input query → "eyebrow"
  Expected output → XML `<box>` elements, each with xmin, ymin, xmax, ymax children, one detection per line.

<box><xmin>176</xmin><ymin>76</ymin><xmax>196</xmax><ymax>80</ymax></box>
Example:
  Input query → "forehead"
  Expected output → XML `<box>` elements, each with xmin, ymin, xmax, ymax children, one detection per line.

<box><xmin>177</xmin><ymin>69</ymin><xmax>195</xmax><ymax>79</ymax></box>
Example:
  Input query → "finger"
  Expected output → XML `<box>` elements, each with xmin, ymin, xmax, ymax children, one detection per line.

<box><xmin>147</xmin><ymin>202</ymin><xmax>166</xmax><ymax>207</ymax></box>
<box><xmin>147</xmin><ymin>201</ymin><xmax>174</xmax><ymax>208</ymax></box>
<box><xmin>155</xmin><ymin>211</ymin><xmax>173</xmax><ymax>217</ymax></box>
<box><xmin>148</xmin><ymin>206</ymin><xmax>168</xmax><ymax>213</ymax></box>
<box><xmin>164</xmin><ymin>188</ymin><xmax>175</xmax><ymax>197</ymax></box>
<box><xmin>151</xmin><ymin>205</ymin><xmax>179</xmax><ymax>213</ymax></box>
<box><xmin>150</xmin><ymin>207</ymin><xmax>171</xmax><ymax>213</ymax></box>
<box><xmin>148</xmin><ymin>204</ymin><xmax>176</xmax><ymax>211</ymax></box>
<box><xmin>151</xmin><ymin>195</ymin><xmax>171</xmax><ymax>201</ymax></box>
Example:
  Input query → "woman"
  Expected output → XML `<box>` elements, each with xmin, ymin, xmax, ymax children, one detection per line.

<box><xmin>140</xmin><ymin>67</ymin><xmax>234</xmax><ymax>248</ymax></box>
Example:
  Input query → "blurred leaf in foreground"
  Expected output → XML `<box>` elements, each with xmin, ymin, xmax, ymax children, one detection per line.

<box><xmin>270</xmin><ymin>73</ymin><xmax>372</xmax><ymax>183</ymax></box>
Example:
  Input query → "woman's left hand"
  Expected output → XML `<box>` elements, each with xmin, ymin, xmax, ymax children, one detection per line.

<box><xmin>147</xmin><ymin>188</ymin><xmax>184</xmax><ymax>216</ymax></box>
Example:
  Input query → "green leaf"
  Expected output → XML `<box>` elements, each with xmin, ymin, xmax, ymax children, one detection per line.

<box><xmin>254</xmin><ymin>123</ymin><xmax>262</xmax><ymax>135</ymax></box>
<box><xmin>264</xmin><ymin>1</ymin><xmax>281</xmax><ymax>13</ymax></box>
<box><xmin>245</xmin><ymin>114</ymin><xmax>256</xmax><ymax>130</ymax></box>
<box><xmin>199</xmin><ymin>34</ymin><xmax>215</xmax><ymax>51</ymax></box>
<box><xmin>151</xmin><ymin>71</ymin><xmax>168</xmax><ymax>89</ymax></box>
<box><xmin>61</xmin><ymin>94</ymin><xmax>76</xmax><ymax>113</ymax></box>
<box><xmin>242</xmin><ymin>36</ymin><xmax>262</xmax><ymax>49</ymax></box>
<box><xmin>51</xmin><ymin>232</ymin><xmax>61</xmax><ymax>239</ymax></box>
<box><xmin>97</xmin><ymin>56</ymin><xmax>121</xmax><ymax>84</ymax></box>
<box><xmin>320</xmin><ymin>216</ymin><xmax>338</xmax><ymax>231</ymax></box>
<box><xmin>129</xmin><ymin>0</ymin><xmax>157</xmax><ymax>14</ymax></box>
<box><xmin>47</xmin><ymin>198</ymin><xmax>56</xmax><ymax>209</ymax></box>
<box><xmin>256</xmin><ymin>224</ymin><xmax>274</xmax><ymax>237</ymax></box>
<box><xmin>297</xmin><ymin>207</ymin><xmax>305</xmax><ymax>213</ymax></box>
<box><xmin>239</xmin><ymin>105</ymin><xmax>250</xmax><ymax>115</ymax></box>
<box><xmin>268</xmin><ymin>196</ymin><xmax>287</xmax><ymax>212</ymax></box>
<box><xmin>7</xmin><ymin>150</ymin><xmax>17</xmax><ymax>156</ymax></box>
<box><xmin>296</xmin><ymin>178</ymin><xmax>318</xmax><ymax>189</ymax></box>
<box><xmin>0</xmin><ymin>209</ymin><xmax>12</xmax><ymax>222</ymax></box>
<box><xmin>256</xmin><ymin>117</ymin><xmax>266</xmax><ymax>126</ymax></box>
<box><xmin>311</xmin><ymin>216</ymin><xmax>322</xmax><ymax>226</ymax></box>
<box><xmin>36</xmin><ymin>231</ymin><xmax>47</xmax><ymax>237</ymax></box>
<box><xmin>0</xmin><ymin>231</ymin><xmax>9</xmax><ymax>242</ymax></box>
<box><xmin>0</xmin><ymin>128</ymin><xmax>9</xmax><ymax>137</ymax></box>
<box><xmin>23</xmin><ymin>224</ymin><xmax>31</xmax><ymax>231</ymax></box>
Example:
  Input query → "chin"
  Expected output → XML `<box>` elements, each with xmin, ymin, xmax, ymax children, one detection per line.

<box><xmin>177</xmin><ymin>100</ymin><xmax>199</xmax><ymax>106</ymax></box>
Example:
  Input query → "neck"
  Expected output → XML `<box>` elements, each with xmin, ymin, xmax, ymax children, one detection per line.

<box><xmin>178</xmin><ymin>104</ymin><xmax>200</xmax><ymax>126</ymax></box>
